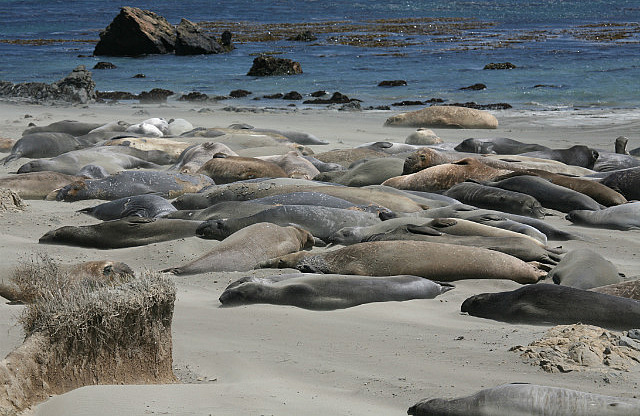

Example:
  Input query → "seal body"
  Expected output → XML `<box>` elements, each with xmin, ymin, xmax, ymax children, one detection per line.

<box><xmin>548</xmin><ymin>248</ymin><xmax>621</xmax><ymax>289</ymax></box>
<box><xmin>566</xmin><ymin>202</ymin><xmax>640</xmax><ymax>230</ymax></box>
<box><xmin>219</xmin><ymin>273</ymin><xmax>454</xmax><ymax>310</ymax></box>
<box><xmin>454</xmin><ymin>137</ymin><xmax>549</xmax><ymax>154</ymax></box>
<box><xmin>461</xmin><ymin>284</ymin><xmax>640</xmax><ymax>330</ymax></box>
<box><xmin>521</xmin><ymin>145</ymin><xmax>599</xmax><ymax>169</ymax></box>
<box><xmin>408</xmin><ymin>383</ymin><xmax>640</xmax><ymax>416</ymax></box>
<box><xmin>78</xmin><ymin>195</ymin><xmax>177</xmax><ymax>221</ymax></box>
<box><xmin>196</xmin><ymin>154</ymin><xmax>288</xmax><ymax>183</ymax></box>
<box><xmin>598</xmin><ymin>166</ymin><xmax>640</xmax><ymax>200</ymax></box>
<box><xmin>444</xmin><ymin>181</ymin><xmax>546</xmax><ymax>218</ymax></box>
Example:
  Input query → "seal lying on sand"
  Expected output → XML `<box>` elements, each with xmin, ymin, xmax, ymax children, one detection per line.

<box><xmin>196</xmin><ymin>154</ymin><xmax>288</xmax><ymax>183</ymax></box>
<box><xmin>548</xmin><ymin>248</ymin><xmax>622</xmax><ymax>290</ymax></box>
<box><xmin>3</xmin><ymin>132</ymin><xmax>86</xmax><ymax>164</ymax></box>
<box><xmin>461</xmin><ymin>284</ymin><xmax>640</xmax><ymax>330</ymax></box>
<box><xmin>598</xmin><ymin>166</ymin><xmax>640</xmax><ymax>201</ymax></box>
<box><xmin>521</xmin><ymin>145</ymin><xmax>599</xmax><ymax>169</ymax></box>
<box><xmin>259</xmin><ymin>241</ymin><xmax>547</xmax><ymax>283</ymax></box>
<box><xmin>219</xmin><ymin>273</ymin><xmax>454</xmax><ymax>310</ymax></box>
<box><xmin>169</xmin><ymin>142</ymin><xmax>238</xmax><ymax>173</ymax></box>
<box><xmin>0</xmin><ymin>172</ymin><xmax>84</xmax><ymax>200</ymax></box>
<box><xmin>39</xmin><ymin>217</ymin><xmax>203</xmax><ymax>249</ymax></box>
<box><xmin>454</xmin><ymin>137</ymin><xmax>549</xmax><ymax>154</ymax></box>
<box><xmin>444</xmin><ymin>181</ymin><xmax>546</xmax><ymax>218</ymax></box>
<box><xmin>78</xmin><ymin>195</ymin><xmax>177</xmax><ymax>221</ymax></box>
<box><xmin>566</xmin><ymin>202</ymin><xmax>640</xmax><ymax>230</ymax></box>
<box><xmin>408</xmin><ymin>383</ymin><xmax>640</xmax><ymax>416</ymax></box>
<box><xmin>162</xmin><ymin>223</ymin><xmax>313</xmax><ymax>275</ymax></box>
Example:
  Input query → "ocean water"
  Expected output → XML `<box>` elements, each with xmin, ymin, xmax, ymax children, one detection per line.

<box><xmin>0</xmin><ymin>0</ymin><xmax>639</xmax><ymax>110</ymax></box>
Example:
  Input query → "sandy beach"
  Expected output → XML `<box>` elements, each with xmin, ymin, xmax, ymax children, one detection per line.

<box><xmin>1</xmin><ymin>99</ymin><xmax>639</xmax><ymax>415</ymax></box>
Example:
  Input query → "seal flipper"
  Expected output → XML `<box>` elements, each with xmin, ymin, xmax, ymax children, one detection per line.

<box><xmin>405</xmin><ymin>224</ymin><xmax>442</xmax><ymax>236</ymax></box>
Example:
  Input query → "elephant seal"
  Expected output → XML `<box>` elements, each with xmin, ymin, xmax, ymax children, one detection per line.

<box><xmin>598</xmin><ymin>166</ymin><xmax>640</xmax><ymax>200</ymax></box>
<box><xmin>169</xmin><ymin>142</ymin><xmax>238</xmax><ymax>173</ymax></box>
<box><xmin>316</xmin><ymin>157</ymin><xmax>405</xmax><ymax>187</ymax></box>
<box><xmin>0</xmin><ymin>171</ymin><xmax>84</xmax><ymax>200</ymax></box>
<box><xmin>219</xmin><ymin>273</ymin><xmax>454</xmax><ymax>310</ymax></box>
<box><xmin>592</xmin><ymin>279</ymin><xmax>640</xmax><ymax>300</ymax></box>
<box><xmin>408</xmin><ymin>383</ymin><xmax>640</xmax><ymax>416</ymax></box>
<box><xmin>382</xmin><ymin>158</ymin><xmax>514</xmax><ymax>192</ymax></box>
<box><xmin>166</xmin><ymin>200</ymin><xmax>272</xmax><ymax>221</ymax></box>
<box><xmin>528</xmin><ymin>169</ymin><xmax>627</xmax><ymax>207</ymax></box>
<box><xmin>260</xmin><ymin>241</ymin><xmax>546</xmax><ymax>283</ymax></box>
<box><xmin>454</xmin><ymin>137</ymin><xmax>549</xmax><ymax>154</ymax></box>
<box><xmin>485</xmin><ymin>175</ymin><xmax>603</xmax><ymax>212</ymax></box>
<box><xmin>162</xmin><ymin>223</ymin><xmax>313</xmax><ymax>275</ymax></box>
<box><xmin>3</xmin><ymin>132</ymin><xmax>86</xmax><ymax>164</ymax></box>
<box><xmin>463</xmin><ymin>213</ymin><xmax>548</xmax><ymax>244</ymax></box>
<box><xmin>196</xmin><ymin>153</ymin><xmax>288</xmax><ymax>183</ymax></box>
<box><xmin>196</xmin><ymin>204</ymin><xmax>383</xmax><ymax>242</ymax></box>
<box><xmin>521</xmin><ymin>145</ymin><xmax>599</xmax><ymax>169</ymax></box>
<box><xmin>16</xmin><ymin>147</ymin><xmax>162</xmax><ymax>175</ymax></box>
<box><xmin>444</xmin><ymin>181</ymin><xmax>546</xmax><ymax>218</ymax></box>
<box><xmin>548</xmin><ymin>248</ymin><xmax>622</xmax><ymax>290</ymax></box>
<box><xmin>251</xmin><ymin>191</ymin><xmax>393</xmax><ymax>216</ymax></box>
<box><xmin>593</xmin><ymin>150</ymin><xmax>640</xmax><ymax>172</ymax></box>
<box><xmin>356</xmin><ymin>141</ymin><xmax>423</xmax><ymax>155</ymax></box>
<box><xmin>312</xmin><ymin>148</ymin><xmax>389</xmax><ymax>167</ymax></box>
<box><xmin>402</xmin><ymin>147</ymin><xmax>461</xmax><ymax>174</ymax></box>
<box><xmin>256</xmin><ymin>151</ymin><xmax>321</xmax><ymax>179</ymax></box>
<box><xmin>230</xmin><ymin>125</ymin><xmax>329</xmax><ymax>145</ymax></box>
<box><xmin>461</xmin><ymin>284</ymin><xmax>640</xmax><ymax>330</ymax></box>
<box><xmin>566</xmin><ymin>202</ymin><xmax>640</xmax><ymax>230</ymax></box>
<box><xmin>39</xmin><ymin>217</ymin><xmax>203</xmax><ymax>249</ymax></box>
<box><xmin>384</xmin><ymin>105</ymin><xmax>498</xmax><ymax>129</ymax></box>
<box><xmin>78</xmin><ymin>194</ymin><xmax>177</xmax><ymax>221</ymax></box>
<box><xmin>302</xmin><ymin>155</ymin><xmax>345</xmax><ymax>173</ymax></box>
<box><xmin>54</xmin><ymin>170</ymin><xmax>215</xmax><ymax>201</ymax></box>
<box><xmin>405</xmin><ymin>128</ymin><xmax>442</xmax><ymax>145</ymax></box>
<box><xmin>365</xmin><ymin>225</ymin><xmax>561</xmax><ymax>264</ymax></box>
<box><xmin>22</xmin><ymin>120</ymin><xmax>103</xmax><ymax>136</ymax></box>
<box><xmin>100</xmin><ymin>136</ymin><xmax>190</xmax><ymax>160</ymax></box>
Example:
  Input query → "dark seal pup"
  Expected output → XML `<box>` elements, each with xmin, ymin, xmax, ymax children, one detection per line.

<box><xmin>408</xmin><ymin>383</ymin><xmax>640</xmax><ymax>416</ymax></box>
<box><xmin>461</xmin><ymin>284</ymin><xmax>640</xmax><ymax>330</ymax></box>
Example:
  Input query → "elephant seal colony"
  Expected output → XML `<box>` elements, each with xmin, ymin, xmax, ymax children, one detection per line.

<box><xmin>2</xmin><ymin>102</ymin><xmax>640</xmax><ymax>416</ymax></box>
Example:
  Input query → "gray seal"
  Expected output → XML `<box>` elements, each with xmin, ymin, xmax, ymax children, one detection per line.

<box><xmin>444</xmin><ymin>181</ymin><xmax>546</xmax><ymax>218</ymax></box>
<box><xmin>548</xmin><ymin>248</ymin><xmax>622</xmax><ymax>290</ymax></box>
<box><xmin>78</xmin><ymin>195</ymin><xmax>177</xmax><ymax>221</ymax></box>
<box><xmin>461</xmin><ymin>284</ymin><xmax>640</xmax><ymax>330</ymax></box>
<box><xmin>408</xmin><ymin>383</ymin><xmax>640</xmax><ymax>416</ymax></box>
<box><xmin>521</xmin><ymin>145</ymin><xmax>599</xmax><ymax>169</ymax></box>
<box><xmin>219</xmin><ymin>273</ymin><xmax>454</xmax><ymax>310</ymax></box>
<box><xmin>3</xmin><ymin>132</ymin><xmax>86</xmax><ymax>164</ymax></box>
<box><xmin>598</xmin><ymin>166</ymin><xmax>640</xmax><ymax>200</ymax></box>
<box><xmin>22</xmin><ymin>120</ymin><xmax>103</xmax><ymax>136</ymax></box>
<box><xmin>454</xmin><ymin>137</ymin><xmax>549</xmax><ymax>154</ymax></box>
<box><xmin>566</xmin><ymin>202</ymin><xmax>640</xmax><ymax>230</ymax></box>
<box><xmin>39</xmin><ymin>217</ymin><xmax>203</xmax><ymax>249</ymax></box>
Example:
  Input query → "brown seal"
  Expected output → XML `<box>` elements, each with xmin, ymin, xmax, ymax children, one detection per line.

<box><xmin>196</xmin><ymin>153</ymin><xmax>288</xmax><ymax>184</ymax></box>
<box><xmin>0</xmin><ymin>171</ymin><xmax>84</xmax><ymax>199</ymax></box>
<box><xmin>382</xmin><ymin>158</ymin><xmax>513</xmax><ymax>192</ymax></box>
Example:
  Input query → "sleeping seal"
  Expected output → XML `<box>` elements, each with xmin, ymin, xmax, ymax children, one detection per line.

<box><xmin>219</xmin><ymin>273</ymin><xmax>454</xmax><ymax>310</ymax></box>
<box><xmin>408</xmin><ymin>383</ymin><xmax>640</xmax><ymax>416</ymax></box>
<box><xmin>566</xmin><ymin>202</ymin><xmax>640</xmax><ymax>230</ymax></box>
<box><xmin>78</xmin><ymin>195</ymin><xmax>177</xmax><ymax>221</ymax></box>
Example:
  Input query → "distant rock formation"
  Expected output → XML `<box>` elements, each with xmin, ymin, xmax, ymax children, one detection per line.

<box><xmin>484</xmin><ymin>62</ymin><xmax>516</xmax><ymax>70</ymax></box>
<box><xmin>0</xmin><ymin>65</ymin><xmax>96</xmax><ymax>104</ymax></box>
<box><xmin>175</xmin><ymin>18</ymin><xmax>225</xmax><ymax>55</ymax></box>
<box><xmin>247</xmin><ymin>56</ymin><xmax>303</xmax><ymax>76</ymax></box>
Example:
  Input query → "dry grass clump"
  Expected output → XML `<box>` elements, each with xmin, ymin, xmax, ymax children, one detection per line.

<box><xmin>0</xmin><ymin>255</ymin><xmax>177</xmax><ymax>414</ymax></box>
<box><xmin>0</xmin><ymin>189</ymin><xmax>26</xmax><ymax>214</ymax></box>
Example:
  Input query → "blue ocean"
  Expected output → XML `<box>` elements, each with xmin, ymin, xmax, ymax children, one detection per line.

<box><xmin>1</xmin><ymin>0</ymin><xmax>639</xmax><ymax>110</ymax></box>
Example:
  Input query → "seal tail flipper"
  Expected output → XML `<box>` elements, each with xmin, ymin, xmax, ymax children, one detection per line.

<box><xmin>2</xmin><ymin>153</ymin><xmax>20</xmax><ymax>165</ymax></box>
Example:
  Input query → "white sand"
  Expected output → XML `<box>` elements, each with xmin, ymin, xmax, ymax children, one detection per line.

<box><xmin>0</xmin><ymin>100</ymin><xmax>639</xmax><ymax>415</ymax></box>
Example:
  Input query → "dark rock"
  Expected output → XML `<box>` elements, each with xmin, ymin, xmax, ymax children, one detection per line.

<box><xmin>96</xmin><ymin>90</ymin><xmax>137</xmax><ymax>100</ymax></box>
<box><xmin>263</xmin><ymin>93</ymin><xmax>284</xmax><ymax>99</ymax></box>
<box><xmin>175</xmin><ymin>18</ymin><xmax>225</xmax><ymax>55</ymax></box>
<box><xmin>178</xmin><ymin>91</ymin><xmax>209</xmax><ymax>101</ymax></box>
<box><xmin>132</xmin><ymin>73</ymin><xmax>146</xmax><ymax>78</ymax></box>
<box><xmin>378</xmin><ymin>80</ymin><xmax>407</xmax><ymax>87</ymax></box>
<box><xmin>303</xmin><ymin>92</ymin><xmax>353</xmax><ymax>104</ymax></box>
<box><xmin>447</xmin><ymin>101</ymin><xmax>512</xmax><ymax>110</ymax></box>
<box><xmin>94</xmin><ymin>7</ymin><xmax>176</xmax><ymax>56</ymax></box>
<box><xmin>338</xmin><ymin>101</ymin><xmax>362</xmax><ymax>111</ymax></box>
<box><xmin>310</xmin><ymin>90</ymin><xmax>328</xmax><ymax>97</ymax></box>
<box><xmin>287</xmin><ymin>31</ymin><xmax>317</xmax><ymax>42</ymax></box>
<box><xmin>93</xmin><ymin>61</ymin><xmax>117</xmax><ymax>69</ymax></box>
<box><xmin>365</xmin><ymin>105</ymin><xmax>391</xmax><ymax>110</ymax></box>
<box><xmin>229</xmin><ymin>89</ymin><xmax>252</xmax><ymax>98</ymax></box>
<box><xmin>138</xmin><ymin>88</ymin><xmax>174</xmax><ymax>103</ymax></box>
<box><xmin>0</xmin><ymin>65</ymin><xmax>97</xmax><ymax>104</ymax></box>
<box><xmin>460</xmin><ymin>83</ymin><xmax>486</xmax><ymax>90</ymax></box>
<box><xmin>425</xmin><ymin>98</ymin><xmax>445</xmax><ymax>104</ymax></box>
<box><xmin>392</xmin><ymin>100</ymin><xmax>424</xmax><ymax>106</ymax></box>
<box><xmin>220</xmin><ymin>31</ymin><xmax>234</xmax><ymax>52</ymax></box>
<box><xmin>247</xmin><ymin>56</ymin><xmax>303</xmax><ymax>76</ymax></box>
<box><xmin>283</xmin><ymin>91</ymin><xmax>303</xmax><ymax>100</ymax></box>
<box><xmin>483</xmin><ymin>62</ymin><xmax>516</xmax><ymax>70</ymax></box>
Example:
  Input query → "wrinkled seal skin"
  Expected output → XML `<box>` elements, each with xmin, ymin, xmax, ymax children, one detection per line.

<box><xmin>566</xmin><ymin>202</ymin><xmax>640</xmax><ymax>230</ymax></box>
<box><xmin>196</xmin><ymin>154</ymin><xmax>288</xmax><ymax>184</ymax></box>
<box><xmin>259</xmin><ymin>241</ymin><xmax>546</xmax><ymax>284</ymax></box>
<box><xmin>407</xmin><ymin>383</ymin><xmax>640</xmax><ymax>416</ymax></box>
<box><xmin>598</xmin><ymin>166</ymin><xmax>640</xmax><ymax>201</ymax></box>
<box><xmin>548</xmin><ymin>248</ymin><xmax>622</xmax><ymax>290</ymax></box>
<box><xmin>219</xmin><ymin>273</ymin><xmax>454</xmax><ymax>310</ymax></box>
<box><xmin>454</xmin><ymin>137</ymin><xmax>549</xmax><ymax>154</ymax></box>
<box><xmin>162</xmin><ymin>223</ymin><xmax>313</xmax><ymax>275</ymax></box>
<box><xmin>444</xmin><ymin>181</ymin><xmax>546</xmax><ymax>218</ymax></box>
<box><xmin>39</xmin><ymin>217</ymin><xmax>203</xmax><ymax>249</ymax></box>
<box><xmin>54</xmin><ymin>170</ymin><xmax>215</xmax><ymax>201</ymax></box>
<box><xmin>461</xmin><ymin>284</ymin><xmax>640</xmax><ymax>330</ymax></box>
<box><xmin>521</xmin><ymin>145</ymin><xmax>599</xmax><ymax>169</ymax></box>
<box><xmin>485</xmin><ymin>175</ymin><xmax>603</xmax><ymax>212</ymax></box>
<box><xmin>78</xmin><ymin>194</ymin><xmax>177</xmax><ymax>221</ymax></box>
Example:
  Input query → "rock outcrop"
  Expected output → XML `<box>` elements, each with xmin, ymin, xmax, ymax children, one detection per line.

<box><xmin>0</xmin><ymin>65</ymin><xmax>96</xmax><ymax>104</ymax></box>
<box><xmin>247</xmin><ymin>56</ymin><xmax>303</xmax><ymax>76</ymax></box>
<box><xmin>175</xmin><ymin>18</ymin><xmax>225</xmax><ymax>55</ymax></box>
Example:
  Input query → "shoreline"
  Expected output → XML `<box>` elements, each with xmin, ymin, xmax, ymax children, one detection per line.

<box><xmin>1</xmin><ymin>99</ymin><xmax>640</xmax><ymax>415</ymax></box>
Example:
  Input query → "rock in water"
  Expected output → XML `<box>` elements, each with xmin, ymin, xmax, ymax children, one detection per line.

<box><xmin>174</xmin><ymin>18</ymin><xmax>225</xmax><ymax>55</ymax></box>
<box><xmin>384</xmin><ymin>105</ymin><xmax>498</xmax><ymax>129</ymax></box>
<box><xmin>94</xmin><ymin>6</ymin><xmax>176</xmax><ymax>56</ymax></box>
<box><xmin>247</xmin><ymin>56</ymin><xmax>303</xmax><ymax>76</ymax></box>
